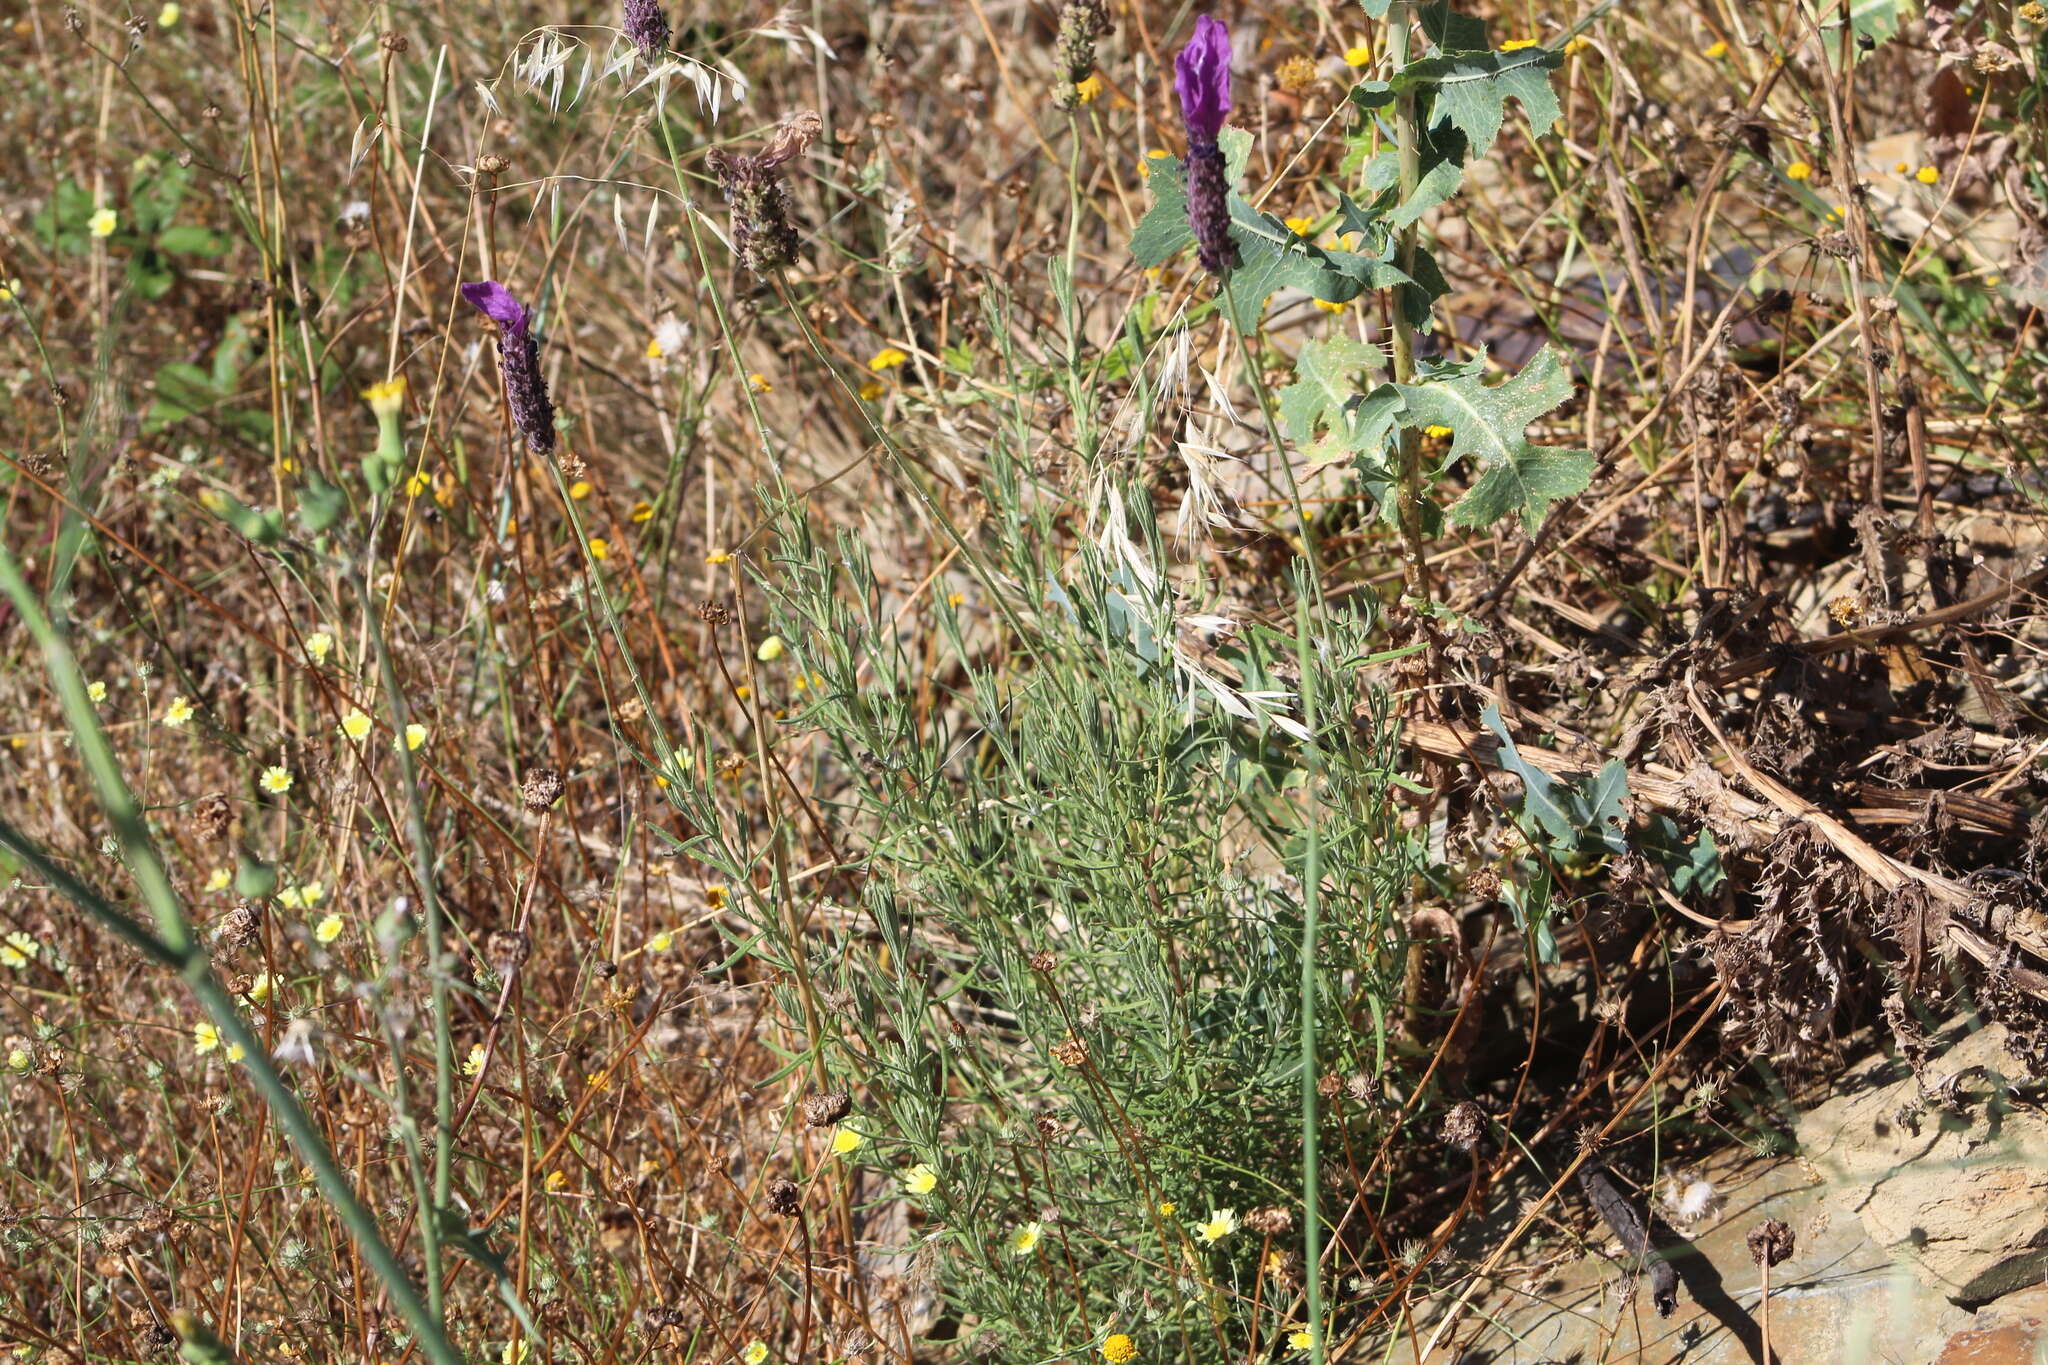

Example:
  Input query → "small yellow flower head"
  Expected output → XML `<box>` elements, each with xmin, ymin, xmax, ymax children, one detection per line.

<box><xmin>858</xmin><ymin>381</ymin><xmax>885</xmax><ymax>401</ymax></box>
<box><xmin>630</xmin><ymin>499</ymin><xmax>655</xmax><ymax>523</ymax></box>
<box><xmin>1196</xmin><ymin>1208</ymin><xmax>1238</xmax><ymax>1244</ymax></box>
<box><xmin>1102</xmin><ymin>1335</ymin><xmax>1138</xmax><ymax>1364</ymax></box>
<box><xmin>706</xmin><ymin>550</ymin><xmax>733</xmax><ymax>564</ymax></box>
<box><xmin>89</xmin><ymin>208</ymin><xmax>119</xmax><ymax>239</ymax></box>
<box><xmin>194</xmin><ymin>1021</ymin><xmax>221</xmax><ymax>1054</ymax></box>
<box><xmin>649</xmin><ymin>929</ymin><xmax>675</xmax><ymax>953</ymax></box>
<box><xmin>1424</xmin><ymin>424</ymin><xmax>1454</xmax><ymax>439</ymax></box>
<box><xmin>259</xmin><ymin>765</ymin><xmax>293</xmax><ymax>795</ymax></box>
<box><xmin>0</xmin><ymin>932</ymin><xmax>40</xmax><ymax>970</ymax></box>
<box><xmin>588</xmin><ymin>537</ymin><xmax>610</xmax><ymax>561</ymax></box>
<box><xmin>86</xmin><ymin>680</ymin><xmax>109</xmax><ymax>705</ymax></box>
<box><xmin>748</xmin><ymin>373</ymin><xmax>772</xmax><ymax>394</ymax></box>
<box><xmin>755</xmin><ymin>635</ymin><xmax>785</xmax><ymax>662</ymax></box>
<box><xmin>1562</xmin><ymin>35</ymin><xmax>1592</xmax><ymax>57</ymax></box>
<box><xmin>226</xmin><ymin>1041</ymin><xmax>245</xmax><ymax>1062</ymax></box>
<box><xmin>740</xmin><ymin>1343</ymin><xmax>769</xmax><ymax>1365</ymax></box>
<box><xmin>1140</xmin><ymin>148</ymin><xmax>1169</xmax><ymax>177</ymax></box>
<box><xmin>585</xmin><ymin>1068</ymin><xmax>611</xmax><ymax>1092</ymax></box>
<box><xmin>1824</xmin><ymin>205</ymin><xmax>1845</xmax><ymax>222</ymax></box>
<box><xmin>314</xmin><ymin>913</ymin><xmax>344</xmax><ymax>945</ymax></box>
<box><xmin>1284</xmin><ymin>215</ymin><xmax>1316</xmax><ymax>236</ymax></box>
<box><xmin>403</xmin><ymin>723</ymin><xmax>428</xmax><ymax>752</ymax></box>
<box><xmin>1157</xmin><ymin>1200</ymin><xmax>1176</xmax><ymax>1218</ymax></box>
<box><xmin>1703</xmin><ymin>39</ymin><xmax>1729</xmax><ymax>58</ymax></box>
<box><xmin>704</xmin><ymin>884</ymin><xmax>730</xmax><ymax>909</ymax></box>
<box><xmin>569</xmin><ymin>479</ymin><xmax>593</xmax><ymax>500</ymax></box>
<box><xmin>901</xmin><ymin>1163</ymin><xmax>938</xmax><ymax>1197</ymax></box>
<box><xmin>462</xmin><ymin>1043</ymin><xmax>486</xmax><ymax>1075</ymax></box>
<box><xmin>362</xmin><ymin>377</ymin><xmax>407</xmax><ymax>417</ymax></box>
<box><xmin>869</xmin><ymin>346</ymin><xmax>910</xmax><ymax>372</ymax></box>
<box><xmin>278</xmin><ymin>886</ymin><xmax>303</xmax><ymax>909</ymax></box>
<box><xmin>163</xmin><ymin>695</ymin><xmax>194</xmax><ymax>727</ymax></box>
<box><xmin>544</xmin><ymin>1169</ymin><xmax>570</xmax><ymax>1193</ymax></box>
<box><xmin>1074</xmin><ymin>74</ymin><xmax>1104</xmax><ymax>103</ymax></box>
<box><xmin>405</xmin><ymin>470</ymin><xmax>432</xmax><ymax>498</ymax></box>
<box><xmin>1288</xmin><ymin>1329</ymin><xmax>1315</xmax><ymax>1351</ymax></box>
<box><xmin>1784</xmin><ymin>160</ymin><xmax>1813</xmax><ymax>181</ymax></box>
<box><xmin>1007</xmin><ymin>1221</ymin><xmax>1044</xmax><ymax>1257</ymax></box>
<box><xmin>1312</xmin><ymin>298</ymin><xmax>1348</xmax><ymax>314</ymax></box>
<box><xmin>157</xmin><ymin>2</ymin><xmax>180</xmax><ymax>26</ymax></box>
<box><xmin>830</xmin><ymin>1124</ymin><xmax>864</xmax><ymax>1156</ymax></box>
<box><xmin>2023</xmin><ymin>1</ymin><xmax>2048</xmax><ymax>21</ymax></box>
<box><xmin>205</xmin><ymin>867</ymin><xmax>231</xmax><ymax>892</ymax></box>
<box><xmin>340</xmin><ymin>709</ymin><xmax>372</xmax><ymax>741</ymax></box>
<box><xmin>1343</xmin><ymin>45</ymin><xmax>1372</xmax><ymax>68</ymax></box>
<box><xmin>0</xmin><ymin>279</ymin><xmax>21</xmax><ymax>303</ymax></box>
<box><xmin>304</xmin><ymin>631</ymin><xmax>333</xmax><ymax>665</ymax></box>
<box><xmin>247</xmin><ymin>972</ymin><xmax>276</xmax><ymax>1003</ymax></box>
<box><xmin>298</xmin><ymin>881</ymin><xmax>325</xmax><ymax>907</ymax></box>
<box><xmin>1500</xmin><ymin>38</ymin><xmax>1538</xmax><ymax>51</ymax></box>
<box><xmin>1915</xmin><ymin>165</ymin><xmax>1940</xmax><ymax>185</ymax></box>
<box><xmin>6</xmin><ymin>1047</ymin><xmax>29</xmax><ymax>1072</ymax></box>
<box><xmin>645</xmin><ymin>337</ymin><xmax>665</xmax><ymax>359</ymax></box>
<box><xmin>500</xmin><ymin>1340</ymin><xmax>529</xmax><ymax>1365</ymax></box>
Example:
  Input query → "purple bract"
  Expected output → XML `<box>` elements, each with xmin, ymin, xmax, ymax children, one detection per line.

<box><xmin>1174</xmin><ymin>15</ymin><xmax>1232</xmax><ymax>149</ymax></box>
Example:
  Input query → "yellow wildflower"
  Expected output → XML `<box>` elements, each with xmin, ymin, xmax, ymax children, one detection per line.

<box><xmin>1007</xmin><ymin>1221</ymin><xmax>1043</xmax><ymax>1256</ymax></box>
<box><xmin>405</xmin><ymin>470</ymin><xmax>431</xmax><ymax>498</ymax></box>
<box><xmin>869</xmin><ymin>346</ymin><xmax>910</xmax><ymax>372</ymax></box>
<box><xmin>403</xmin><ymin>723</ymin><xmax>427</xmax><ymax>751</ymax></box>
<box><xmin>87</xmin><ymin>681</ymin><xmax>108</xmax><ymax>704</ymax></box>
<box><xmin>205</xmin><ymin>868</ymin><xmax>231</xmax><ymax>892</ymax></box>
<box><xmin>157</xmin><ymin>2</ymin><xmax>180</xmax><ymax>26</ymax></box>
<box><xmin>588</xmin><ymin>537</ymin><xmax>610</xmax><ymax>561</ymax></box>
<box><xmin>314</xmin><ymin>914</ymin><xmax>344</xmax><ymax>944</ymax></box>
<box><xmin>569</xmin><ymin>479</ymin><xmax>593</xmax><ymax>500</ymax></box>
<box><xmin>748</xmin><ymin>373</ymin><xmax>772</xmax><ymax>393</ymax></box>
<box><xmin>1500</xmin><ymin>38</ymin><xmax>1538</xmax><ymax>51</ymax></box>
<box><xmin>362</xmin><ymin>377</ymin><xmax>406</xmax><ymax>417</ymax></box>
<box><xmin>1074</xmin><ymin>73</ymin><xmax>1104</xmax><ymax>103</ymax></box>
<box><xmin>1784</xmin><ymin>161</ymin><xmax>1812</xmax><ymax>181</ymax></box>
<box><xmin>462</xmin><ymin>1043</ymin><xmax>486</xmax><ymax>1075</ymax></box>
<box><xmin>1915</xmin><ymin>165</ymin><xmax>1940</xmax><ymax>184</ymax></box>
<box><xmin>859</xmin><ymin>381</ymin><xmax>885</xmax><ymax>400</ymax></box>
<box><xmin>194</xmin><ymin>1021</ymin><xmax>221</xmax><ymax>1054</ymax></box>
<box><xmin>630</xmin><ymin>499</ymin><xmax>655</xmax><ymax>523</ymax></box>
<box><xmin>1102</xmin><ymin>1336</ymin><xmax>1138</xmax><ymax>1364</ymax></box>
<box><xmin>0</xmin><ymin>932</ymin><xmax>39</xmax><ymax>970</ymax></box>
<box><xmin>259</xmin><ymin>765</ymin><xmax>293</xmax><ymax>794</ymax></box>
<box><xmin>740</xmin><ymin>1344</ymin><xmax>768</xmax><ymax>1365</ymax></box>
<box><xmin>1288</xmin><ymin>1329</ymin><xmax>1316</xmax><ymax>1351</ymax></box>
<box><xmin>1312</xmin><ymin>298</ymin><xmax>1347</xmax><ymax>314</ymax></box>
<box><xmin>901</xmin><ymin>1163</ymin><xmax>938</xmax><ymax>1197</ymax></box>
<box><xmin>304</xmin><ymin>631</ymin><xmax>333</xmax><ymax>665</ymax></box>
<box><xmin>89</xmin><ymin>208</ymin><xmax>118</xmax><ymax>239</ymax></box>
<box><xmin>755</xmin><ymin>636</ymin><xmax>785</xmax><ymax>662</ymax></box>
<box><xmin>1343</xmin><ymin>45</ymin><xmax>1371</xmax><ymax>67</ymax></box>
<box><xmin>1284</xmin><ymin>215</ymin><xmax>1315</xmax><ymax>236</ymax></box>
<box><xmin>163</xmin><ymin>695</ymin><xmax>194</xmax><ymax>727</ymax></box>
<box><xmin>340</xmin><ymin>710</ymin><xmax>372</xmax><ymax>741</ymax></box>
<box><xmin>1424</xmin><ymin>424</ymin><xmax>1454</xmax><ymax>439</ymax></box>
<box><xmin>1196</xmin><ymin>1208</ymin><xmax>1237</xmax><ymax>1244</ymax></box>
<box><xmin>831</xmin><ymin>1125</ymin><xmax>864</xmax><ymax>1156</ymax></box>
<box><xmin>649</xmin><ymin>929</ymin><xmax>675</xmax><ymax>953</ymax></box>
<box><xmin>1562</xmin><ymin>35</ymin><xmax>1592</xmax><ymax>56</ymax></box>
<box><xmin>544</xmin><ymin>1169</ymin><xmax>569</xmax><ymax>1193</ymax></box>
<box><xmin>704</xmin><ymin>885</ymin><xmax>729</xmax><ymax>909</ymax></box>
<box><xmin>1704</xmin><ymin>39</ymin><xmax>1728</xmax><ymax>58</ymax></box>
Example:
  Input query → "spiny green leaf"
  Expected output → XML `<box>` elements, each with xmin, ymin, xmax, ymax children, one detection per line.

<box><xmin>1276</xmin><ymin>337</ymin><xmax>1389</xmax><ymax>467</ymax></box>
<box><xmin>1393</xmin><ymin>47</ymin><xmax>1563</xmax><ymax>159</ymax></box>
<box><xmin>1392</xmin><ymin>345</ymin><xmax>1592</xmax><ymax>532</ymax></box>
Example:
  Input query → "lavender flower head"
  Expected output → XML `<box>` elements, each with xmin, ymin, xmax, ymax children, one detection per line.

<box><xmin>1175</xmin><ymin>16</ymin><xmax>1237</xmax><ymax>275</ymax></box>
<box><xmin>461</xmin><ymin>281</ymin><xmax>556</xmax><ymax>455</ymax></box>
<box><xmin>623</xmin><ymin>0</ymin><xmax>670</xmax><ymax>59</ymax></box>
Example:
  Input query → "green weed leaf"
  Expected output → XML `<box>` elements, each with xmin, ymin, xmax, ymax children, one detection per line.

<box><xmin>1392</xmin><ymin>346</ymin><xmax>1592</xmax><ymax>531</ymax></box>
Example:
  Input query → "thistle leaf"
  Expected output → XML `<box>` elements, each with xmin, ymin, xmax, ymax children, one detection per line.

<box><xmin>1276</xmin><ymin>337</ymin><xmax>1391</xmax><ymax>467</ymax></box>
<box><xmin>1392</xmin><ymin>47</ymin><xmax>1563</xmax><ymax>159</ymax></box>
<box><xmin>1391</xmin><ymin>345</ymin><xmax>1593</xmax><ymax>532</ymax></box>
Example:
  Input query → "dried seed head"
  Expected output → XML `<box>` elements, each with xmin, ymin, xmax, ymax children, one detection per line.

<box><xmin>1034</xmin><ymin>1113</ymin><xmax>1065</xmax><ymax>1142</ymax></box>
<box><xmin>1027</xmin><ymin>950</ymin><xmax>1056</xmax><ymax>972</ymax></box>
<box><xmin>215</xmin><ymin>900</ymin><xmax>263</xmax><ymax>951</ymax></box>
<box><xmin>708</xmin><ymin>112</ymin><xmax>819</xmax><ymax>278</ymax></box>
<box><xmin>191</xmin><ymin>792</ymin><xmax>233</xmax><ymax>843</ymax></box>
<box><xmin>487</xmin><ymin>929</ymin><xmax>530</xmax><ymax>972</ymax></box>
<box><xmin>1440</xmin><ymin>1100</ymin><xmax>1485</xmax><ymax>1151</ymax></box>
<box><xmin>802</xmin><ymin>1089</ymin><xmax>851</xmax><ymax>1127</ymax></box>
<box><xmin>764</xmin><ymin>1177</ymin><xmax>802</xmax><ymax>1217</ymax></box>
<box><xmin>1747</xmin><ymin>1217</ymin><xmax>1795</xmax><ymax>1267</ymax></box>
<box><xmin>520</xmin><ymin>766</ymin><xmax>564</xmax><ymax>813</ymax></box>
<box><xmin>1051</xmin><ymin>1033</ymin><xmax>1089</xmax><ymax>1068</ymax></box>
<box><xmin>1467</xmin><ymin>866</ymin><xmax>1502</xmax><ymax>900</ymax></box>
<box><xmin>1276</xmin><ymin>55</ymin><xmax>1319</xmax><ymax>94</ymax></box>
<box><xmin>1244</xmin><ymin>1205</ymin><xmax>1293</xmax><ymax>1236</ymax></box>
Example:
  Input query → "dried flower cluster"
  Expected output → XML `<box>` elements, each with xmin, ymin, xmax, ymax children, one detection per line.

<box><xmin>1052</xmin><ymin>1</ymin><xmax>1110</xmax><ymax>110</ymax></box>
<box><xmin>708</xmin><ymin>110</ymin><xmax>821</xmax><ymax>277</ymax></box>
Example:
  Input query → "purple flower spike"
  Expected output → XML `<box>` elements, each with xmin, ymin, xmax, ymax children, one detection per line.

<box><xmin>1174</xmin><ymin>15</ymin><xmax>1233</xmax><ymax>150</ymax></box>
<box><xmin>462</xmin><ymin>280</ymin><xmax>555</xmax><ymax>455</ymax></box>
<box><xmin>460</xmin><ymin>280</ymin><xmax>530</xmax><ymax>338</ymax></box>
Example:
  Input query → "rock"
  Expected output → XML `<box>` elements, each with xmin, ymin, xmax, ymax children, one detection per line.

<box><xmin>1796</xmin><ymin>1019</ymin><xmax>2048</xmax><ymax>1307</ymax></box>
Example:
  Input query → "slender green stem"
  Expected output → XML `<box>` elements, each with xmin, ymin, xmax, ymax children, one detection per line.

<box><xmin>1294</xmin><ymin>584</ymin><xmax>1324</xmax><ymax>1365</ymax></box>
<box><xmin>1224</xmin><ymin>277</ymin><xmax>1326</xmax><ymax>607</ymax></box>
<box><xmin>1386</xmin><ymin>2</ymin><xmax>1432</xmax><ymax>610</ymax></box>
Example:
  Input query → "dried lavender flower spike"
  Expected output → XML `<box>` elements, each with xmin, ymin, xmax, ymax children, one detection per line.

<box><xmin>1175</xmin><ymin>16</ymin><xmax>1237</xmax><ymax>274</ymax></box>
<box><xmin>1052</xmin><ymin>0</ymin><xmax>1109</xmax><ymax>111</ymax></box>
<box><xmin>460</xmin><ymin>281</ymin><xmax>557</xmax><ymax>455</ymax></box>
<box><xmin>623</xmin><ymin>0</ymin><xmax>670</xmax><ymax>59</ymax></box>
<box><xmin>709</xmin><ymin>110</ymin><xmax>822</xmax><ymax>277</ymax></box>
